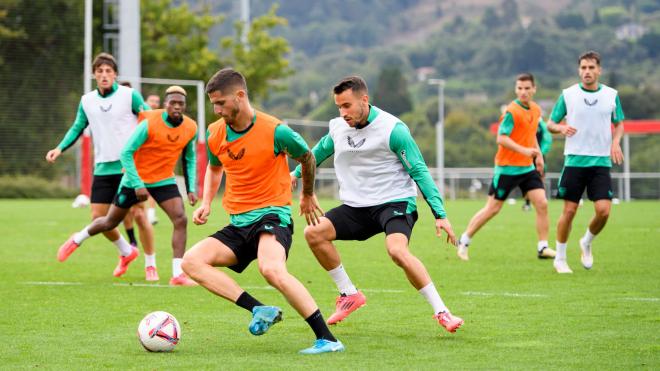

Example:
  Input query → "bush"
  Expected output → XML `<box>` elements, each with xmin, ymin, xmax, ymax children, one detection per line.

<box><xmin>0</xmin><ymin>175</ymin><xmax>78</xmax><ymax>198</ymax></box>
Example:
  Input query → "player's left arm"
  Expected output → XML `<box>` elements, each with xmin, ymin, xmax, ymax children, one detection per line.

<box><xmin>181</xmin><ymin>132</ymin><xmax>198</xmax><ymax>205</ymax></box>
<box><xmin>120</xmin><ymin>120</ymin><xmax>149</xmax><ymax>193</ymax></box>
<box><xmin>274</xmin><ymin>124</ymin><xmax>323</xmax><ymax>225</ymax></box>
<box><xmin>390</xmin><ymin>122</ymin><xmax>456</xmax><ymax>245</ymax></box>
<box><xmin>131</xmin><ymin>89</ymin><xmax>151</xmax><ymax>116</ymax></box>
<box><xmin>611</xmin><ymin>95</ymin><xmax>625</xmax><ymax>165</ymax></box>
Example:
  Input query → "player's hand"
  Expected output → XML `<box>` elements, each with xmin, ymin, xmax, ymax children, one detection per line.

<box><xmin>187</xmin><ymin>192</ymin><xmax>198</xmax><ymax>206</ymax></box>
<box><xmin>299</xmin><ymin>192</ymin><xmax>324</xmax><ymax>226</ymax></box>
<box><xmin>290</xmin><ymin>172</ymin><xmax>298</xmax><ymax>191</ymax></box>
<box><xmin>611</xmin><ymin>142</ymin><xmax>624</xmax><ymax>165</ymax></box>
<box><xmin>45</xmin><ymin>148</ymin><xmax>62</xmax><ymax>163</ymax></box>
<box><xmin>535</xmin><ymin>156</ymin><xmax>545</xmax><ymax>176</ymax></box>
<box><xmin>524</xmin><ymin>147</ymin><xmax>541</xmax><ymax>159</ymax></box>
<box><xmin>192</xmin><ymin>204</ymin><xmax>211</xmax><ymax>225</ymax></box>
<box><xmin>135</xmin><ymin>187</ymin><xmax>149</xmax><ymax>202</ymax></box>
<box><xmin>435</xmin><ymin>218</ymin><xmax>457</xmax><ymax>246</ymax></box>
<box><xmin>559</xmin><ymin>125</ymin><xmax>577</xmax><ymax>137</ymax></box>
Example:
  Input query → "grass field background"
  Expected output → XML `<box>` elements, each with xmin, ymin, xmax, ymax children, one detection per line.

<box><xmin>1</xmin><ymin>198</ymin><xmax>658</xmax><ymax>370</ymax></box>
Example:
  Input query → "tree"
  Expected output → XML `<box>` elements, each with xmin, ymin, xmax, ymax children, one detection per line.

<box><xmin>373</xmin><ymin>66</ymin><xmax>413</xmax><ymax>117</ymax></box>
<box><xmin>482</xmin><ymin>7</ymin><xmax>501</xmax><ymax>29</ymax></box>
<box><xmin>555</xmin><ymin>11</ymin><xmax>587</xmax><ymax>30</ymax></box>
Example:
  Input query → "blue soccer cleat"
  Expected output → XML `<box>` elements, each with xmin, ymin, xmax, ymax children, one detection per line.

<box><xmin>299</xmin><ymin>339</ymin><xmax>345</xmax><ymax>355</ymax></box>
<box><xmin>248</xmin><ymin>306</ymin><xmax>282</xmax><ymax>336</ymax></box>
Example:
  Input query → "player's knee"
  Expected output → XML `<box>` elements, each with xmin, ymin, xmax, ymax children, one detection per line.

<box><xmin>535</xmin><ymin>199</ymin><xmax>548</xmax><ymax>212</ymax></box>
<box><xmin>387</xmin><ymin>247</ymin><xmax>409</xmax><ymax>267</ymax></box>
<box><xmin>595</xmin><ymin>204</ymin><xmax>610</xmax><ymax>219</ymax></box>
<box><xmin>172</xmin><ymin>213</ymin><xmax>187</xmax><ymax>229</ymax></box>
<box><xmin>303</xmin><ymin>225</ymin><xmax>324</xmax><ymax>245</ymax></box>
<box><xmin>259</xmin><ymin>264</ymin><xmax>286</xmax><ymax>287</ymax></box>
<box><xmin>487</xmin><ymin>204</ymin><xmax>502</xmax><ymax>217</ymax></box>
<box><xmin>181</xmin><ymin>252</ymin><xmax>200</xmax><ymax>277</ymax></box>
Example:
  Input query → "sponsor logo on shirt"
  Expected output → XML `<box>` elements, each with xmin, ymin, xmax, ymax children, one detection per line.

<box><xmin>400</xmin><ymin>150</ymin><xmax>412</xmax><ymax>168</ymax></box>
<box><xmin>583</xmin><ymin>98</ymin><xmax>598</xmax><ymax>107</ymax></box>
<box><xmin>264</xmin><ymin>225</ymin><xmax>274</xmax><ymax>231</ymax></box>
<box><xmin>347</xmin><ymin>135</ymin><xmax>366</xmax><ymax>149</ymax></box>
<box><xmin>100</xmin><ymin>104</ymin><xmax>113</xmax><ymax>112</ymax></box>
<box><xmin>167</xmin><ymin>134</ymin><xmax>180</xmax><ymax>143</ymax></box>
<box><xmin>393</xmin><ymin>210</ymin><xmax>404</xmax><ymax>216</ymax></box>
<box><xmin>228</xmin><ymin>148</ymin><xmax>245</xmax><ymax>160</ymax></box>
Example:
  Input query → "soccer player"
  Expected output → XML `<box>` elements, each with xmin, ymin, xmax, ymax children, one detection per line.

<box><xmin>46</xmin><ymin>53</ymin><xmax>155</xmax><ymax>278</ymax></box>
<box><xmin>57</xmin><ymin>86</ymin><xmax>199</xmax><ymax>286</ymax></box>
<box><xmin>144</xmin><ymin>93</ymin><xmax>162</xmax><ymax>225</ymax></box>
<box><xmin>457</xmin><ymin>73</ymin><xmax>555</xmax><ymax>261</ymax></box>
<box><xmin>546</xmin><ymin>51</ymin><xmax>625</xmax><ymax>273</ymax></box>
<box><xmin>523</xmin><ymin>118</ymin><xmax>553</xmax><ymax>211</ymax></box>
<box><xmin>182</xmin><ymin>68</ymin><xmax>344</xmax><ymax>354</ymax></box>
<box><xmin>292</xmin><ymin>76</ymin><xmax>463</xmax><ymax>333</ymax></box>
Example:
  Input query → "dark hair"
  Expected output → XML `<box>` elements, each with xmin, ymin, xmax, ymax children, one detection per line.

<box><xmin>516</xmin><ymin>73</ymin><xmax>535</xmax><ymax>86</ymax></box>
<box><xmin>205</xmin><ymin>68</ymin><xmax>247</xmax><ymax>95</ymax></box>
<box><xmin>92</xmin><ymin>52</ymin><xmax>118</xmax><ymax>73</ymax></box>
<box><xmin>579</xmin><ymin>50</ymin><xmax>601</xmax><ymax>66</ymax></box>
<box><xmin>119</xmin><ymin>81</ymin><xmax>132</xmax><ymax>88</ymax></box>
<box><xmin>333</xmin><ymin>76</ymin><xmax>368</xmax><ymax>95</ymax></box>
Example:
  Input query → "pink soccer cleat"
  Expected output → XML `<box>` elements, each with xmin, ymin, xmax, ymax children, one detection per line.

<box><xmin>327</xmin><ymin>291</ymin><xmax>367</xmax><ymax>325</ymax></box>
<box><xmin>57</xmin><ymin>234</ymin><xmax>80</xmax><ymax>262</ymax></box>
<box><xmin>434</xmin><ymin>311</ymin><xmax>464</xmax><ymax>333</ymax></box>
<box><xmin>145</xmin><ymin>266</ymin><xmax>159</xmax><ymax>281</ymax></box>
<box><xmin>169</xmin><ymin>273</ymin><xmax>198</xmax><ymax>286</ymax></box>
<box><xmin>113</xmin><ymin>247</ymin><xmax>139</xmax><ymax>277</ymax></box>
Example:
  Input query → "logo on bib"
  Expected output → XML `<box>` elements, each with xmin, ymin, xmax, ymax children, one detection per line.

<box><xmin>228</xmin><ymin>148</ymin><xmax>245</xmax><ymax>160</ymax></box>
<box><xmin>583</xmin><ymin>98</ymin><xmax>598</xmax><ymax>107</ymax></box>
<box><xmin>100</xmin><ymin>104</ymin><xmax>113</xmax><ymax>112</ymax></box>
<box><xmin>347</xmin><ymin>135</ymin><xmax>366</xmax><ymax>148</ymax></box>
<box><xmin>167</xmin><ymin>134</ymin><xmax>180</xmax><ymax>142</ymax></box>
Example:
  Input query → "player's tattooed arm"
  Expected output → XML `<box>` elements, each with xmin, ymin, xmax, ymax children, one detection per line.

<box><xmin>295</xmin><ymin>150</ymin><xmax>316</xmax><ymax>196</ymax></box>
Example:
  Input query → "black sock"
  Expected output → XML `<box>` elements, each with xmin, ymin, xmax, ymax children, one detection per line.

<box><xmin>525</xmin><ymin>199</ymin><xmax>531</xmax><ymax>206</ymax></box>
<box><xmin>235</xmin><ymin>291</ymin><xmax>263</xmax><ymax>313</ymax></box>
<box><xmin>125</xmin><ymin>228</ymin><xmax>137</xmax><ymax>246</ymax></box>
<box><xmin>305</xmin><ymin>309</ymin><xmax>337</xmax><ymax>342</ymax></box>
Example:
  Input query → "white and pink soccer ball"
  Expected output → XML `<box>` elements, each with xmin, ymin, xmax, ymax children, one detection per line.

<box><xmin>137</xmin><ymin>311</ymin><xmax>181</xmax><ymax>352</ymax></box>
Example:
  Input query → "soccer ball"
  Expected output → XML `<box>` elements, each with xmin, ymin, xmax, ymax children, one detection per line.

<box><xmin>137</xmin><ymin>311</ymin><xmax>181</xmax><ymax>352</ymax></box>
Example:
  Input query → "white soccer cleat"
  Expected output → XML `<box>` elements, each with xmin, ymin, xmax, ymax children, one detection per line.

<box><xmin>579</xmin><ymin>238</ymin><xmax>593</xmax><ymax>270</ymax></box>
<box><xmin>457</xmin><ymin>243</ymin><xmax>469</xmax><ymax>261</ymax></box>
<box><xmin>553</xmin><ymin>259</ymin><xmax>573</xmax><ymax>274</ymax></box>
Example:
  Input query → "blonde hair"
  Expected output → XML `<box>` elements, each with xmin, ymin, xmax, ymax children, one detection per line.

<box><xmin>165</xmin><ymin>85</ymin><xmax>187</xmax><ymax>97</ymax></box>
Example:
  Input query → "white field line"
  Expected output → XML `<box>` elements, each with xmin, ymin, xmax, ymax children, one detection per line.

<box><xmin>17</xmin><ymin>282</ymin><xmax>659</xmax><ymax>302</ymax></box>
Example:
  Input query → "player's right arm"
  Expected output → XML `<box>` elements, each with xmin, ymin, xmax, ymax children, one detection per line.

<box><xmin>120</xmin><ymin>120</ymin><xmax>150</xmax><ymax>201</ymax></box>
<box><xmin>46</xmin><ymin>101</ymin><xmax>88</xmax><ymax>163</ymax></box>
<box><xmin>496</xmin><ymin>112</ymin><xmax>540</xmax><ymax>159</ymax></box>
<box><xmin>192</xmin><ymin>130</ymin><xmax>224</xmax><ymax>225</ymax></box>
<box><xmin>546</xmin><ymin>93</ymin><xmax>577</xmax><ymax>136</ymax></box>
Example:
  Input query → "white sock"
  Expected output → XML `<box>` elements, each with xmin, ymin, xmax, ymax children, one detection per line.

<box><xmin>113</xmin><ymin>236</ymin><xmax>133</xmax><ymax>256</ymax></box>
<box><xmin>419</xmin><ymin>282</ymin><xmax>448</xmax><ymax>314</ymax></box>
<box><xmin>172</xmin><ymin>258</ymin><xmax>183</xmax><ymax>277</ymax></box>
<box><xmin>145</xmin><ymin>254</ymin><xmax>156</xmax><ymax>268</ymax></box>
<box><xmin>537</xmin><ymin>240</ymin><xmax>548</xmax><ymax>252</ymax></box>
<box><xmin>328</xmin><ymin>264</ymin><xmax>358</xmax><ymax>295</ymax></box>
<box><xmin>147</xmin><ymin>208</ymin><xmax>157</xmax><ymax>220</ymax></box>
<box><xmin>459</xmin><ymin>233</ymin><xmax>471</xmax><ymax>246</ymax></box>
<box><xmin>73</xmin><ymin>226</ymin><xmax>91</xmax><ymax>245</ymax></box>
<box><xmin>583</xmin><ymin>229</ymin><xmax>596</xmax><ymax>245</ymax></box>
<box><xmin>555</xmin><ymin>241</ymin><xmax>567</xmax><ymax>261</ymax></box>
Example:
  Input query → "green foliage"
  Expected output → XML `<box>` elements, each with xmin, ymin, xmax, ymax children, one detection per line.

<box><xmin>618</xmin><ymin>85</ymin><xmax>660</xmax><ymax>119</ymax></box>
<box><xmin>598</xmin><ymin>6</ymin><xmax>630</xmax><ymax>27</ymax></box>
<box><xmin>555</xmin><ymin>11</ymin><xmax>587</xmax><ymax>29</ymax></box>
<box><xmin>0</xmin><ymin>176</ymin><xmax>77</xmax><ymax>198</ymax></box>
<box><xmin>373</xmin><ymin>66</ymin><xmax>413</xmax><ymax>116</ymax></box>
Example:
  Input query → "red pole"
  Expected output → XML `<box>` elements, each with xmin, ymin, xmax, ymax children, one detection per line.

<box><xmin>80</xmin><ymin>133</ymin><xmax>92</xmax><ymax>197</ymax></box>
<box><xmin>196</xmin><ymin>141</ymin><xmax>207</xmax><ymax>196</ymax></box>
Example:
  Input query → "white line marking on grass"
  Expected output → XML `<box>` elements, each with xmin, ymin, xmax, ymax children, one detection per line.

<box><xmin>461</xmin><ymin>291</ymin><xmax>549</xmax><ymax>298</ymax></box>
<box><xmin>21</xmin><ymin>281</ymin><xmax>83</xmax><ymax>286</ymax></box>
<box><xmin>361</xmin><ymin>288</ymin><xmax>405</xmax><ymax>293</ymax></box>
<box><xmin>622</xmin><ymin>297</ymin><xmax>659</xmax><ymax>302</ymax></box>
<box><xmin>113</xmin><ymin>283</ymin><xmax>172</xmax><ymax>288</ymax></box>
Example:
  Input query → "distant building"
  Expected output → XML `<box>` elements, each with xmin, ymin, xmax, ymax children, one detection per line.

<box><xmin>416</xmin><ymin>66</ymin><xmax>437</xmax><ymax>82</ymax></box>
<box><xmin>616</xmin><ymin>23</ymin><xmax>645</xmax><ymax>41</ymax></box>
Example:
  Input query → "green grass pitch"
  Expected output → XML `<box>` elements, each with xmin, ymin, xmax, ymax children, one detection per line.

<box><xmin>1</xmin><ymin>199</ymin><xmax>658</xmax><ymax>370</ymax></box>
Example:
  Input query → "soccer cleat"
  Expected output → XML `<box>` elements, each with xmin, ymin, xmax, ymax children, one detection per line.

<box><xmin>434</xmin><ymin>311</ymin><xmax>464</xmax><ymax>333</ymax></box>
<box><xmin>553</xmin><ymin>259</ymin><xmax>573</xmax><ymax>274</ymax></box>
<box><xmin>169</xmin><ymin>273</ymin><xmax>197</xmax><ymax>286</ymax></box>
<box><xmin>579</xmin><ymin>238</ymin><xmax>593</xmax><ymax>270</ymax></box>
<box><xmin>145</xmin><ymin>266</ymin><xmax>159</xmax><ymax>281</ymax></box>
<box><xmin>522</xmin><ymin>203</ymin><xmax>532</xmax><ymax>212</ymax></box>
<box><xmin>537</xmin><ymin>246</ymin><xmax>556</xmax><ymax>259</ymax></box>
<box><xmin>112</xmin><ymin>246</ymin><xmax>139</xmax><ymax>277</ymax></box>
<box><xmin>457</xmin><ymin>242</ymin><xmax>469</xmax><ymax>261</ymax></box>
<box><xmin>299</xmin><ymin>339</ymin><xmax>345</xmax><ymax>355</ymax></box>
<box><xmin>57</xmin><ymin>234</ymin><xmax>80</xmax><ymax>262</ymax></box>
<box><xmin>249</xmin><ymin>306</ymin><xmax>282</xmax><ymax>336</ymax></box>
<box><xmin>327</xmin><ymin>291</ymin><xmax>367</xmax><ymax>325</ymax></box>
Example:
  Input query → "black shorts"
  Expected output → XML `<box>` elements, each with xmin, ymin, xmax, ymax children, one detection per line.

<box><xmin>113</xmin><ymin>184</ymin><xmax>181</xmax><ymax>209</ymax></box>
<box><xmin>324</xmin><ymin>202</ymin><xmax>418</xmax><ymax>241</ymax></box>
<box><xmin>557</xmin><ymin>166</ymin><xmax>613</xmax><ymax>203</ymax></box>
<box><xmin>488</xmin><ymin>170</ymin><xmax>544</xmax><ymax>201</ymax></box>
<box><xmin>209</xmin><ymin>214</ymin><xmax>293</xmax><ymax>273</ymax></box>
<box><xmin>90</xmin><ymin>174</ymin><xmax>123</xmax><ymax>204</ymax></box>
